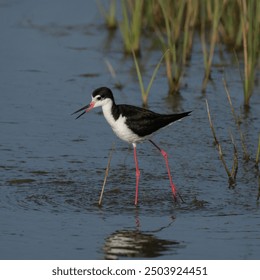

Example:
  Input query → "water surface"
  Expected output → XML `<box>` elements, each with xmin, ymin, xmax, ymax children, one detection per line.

<box><xmin>0</xmin><ymin>0</ymin><xmax>259</xmax><ymax>260</ymax></box>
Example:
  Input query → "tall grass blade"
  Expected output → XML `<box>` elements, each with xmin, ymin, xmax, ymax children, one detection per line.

<box><xmin>146</xmin><ymin>49</ymin><xmax>169</xmax><ymax>98</ymax></box>
<box><xmin>157</xmin><ymin>0</ymin><xmax>187</xmax><ymax>94</ymax></box>
<box><xmin>239</xmin><ymin>0</ymin><xmax>260</xmax><ymax>107</ymax></box>
<box><xmin>201</xmin><ymin>0</ymin><xmax>222</xmax><ymax>92</ymax></box>
<box><xmin>120</xmin><ymin>0</ymin><xmax>143</xmax><ymax>55</ymax></box>
<box><xmin>132</xmin><ymin>49</ymin><xmax>169</xmax><ymax>106</ymax></box>
<box><xmin>132</xmin><ymin>50</ymin><xmax>145</xmax><ymax>99</ymax></box>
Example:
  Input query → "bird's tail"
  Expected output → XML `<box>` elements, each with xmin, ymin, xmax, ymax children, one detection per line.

<box><xmin>169</xmin><ymin>111</ymin><xmax>192</xmax><ymax>122</ymax></box>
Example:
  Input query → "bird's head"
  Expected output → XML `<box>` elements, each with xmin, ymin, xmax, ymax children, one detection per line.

<box><xmin>72</xmin><ymin>87</ymin><xmax>114</xmax><ymax>119</ymax></box>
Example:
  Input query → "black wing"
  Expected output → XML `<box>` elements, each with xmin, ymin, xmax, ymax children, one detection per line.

<box><xmin>117</xmin><ymin>104</ymin><xmax>191</xmax><ymax>137</ymax></box>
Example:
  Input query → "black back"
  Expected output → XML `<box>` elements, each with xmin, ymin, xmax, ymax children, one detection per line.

<box><xmin>114</xmin><ymin>104</ymin><xmax>191</xmax><ymax>137</ymax></box>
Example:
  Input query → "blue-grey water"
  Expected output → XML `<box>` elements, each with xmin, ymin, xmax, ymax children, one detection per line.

<box><xmin>0</xmin><ymin>0</ymin><xmax>260</xmax><ymax>260</ymax></box>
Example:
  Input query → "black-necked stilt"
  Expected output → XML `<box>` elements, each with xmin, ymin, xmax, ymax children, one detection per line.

<box><xmin>72</xmin><ymin>87</ymin><xmax>191</xmax><ymax>205</ymax></box>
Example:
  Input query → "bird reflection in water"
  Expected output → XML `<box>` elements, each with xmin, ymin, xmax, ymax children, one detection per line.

<box><xmin>103</xmin><ymin>214</ymin><xmax>184</xmax><ymax>259</ymax></box>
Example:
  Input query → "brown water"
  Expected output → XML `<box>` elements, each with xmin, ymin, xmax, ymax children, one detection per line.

<box><xmin>0</xmin><ymin>0</ymin><xmax>260</xmax><ymax>260</ymax></box>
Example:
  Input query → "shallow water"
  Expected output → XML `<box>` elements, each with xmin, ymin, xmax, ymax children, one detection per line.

<box><xmin>0</xmin><ymin>0</ymin><xmax>260</xmax><ymax>260</ymax></box>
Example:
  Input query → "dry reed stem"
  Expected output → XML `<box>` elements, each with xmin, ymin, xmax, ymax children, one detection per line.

<box><xmin>105</xmin><ymin>59</ymin><xmax>122</xmax><ymax>89</ymax></box>
<box><xmin>105</xmin><ymin>59</ymin><xmax>116</xmax><ymax>79</ymax></box>
<box><xmin>257</xmin><ymin>174</ymin><xmax>260</xmax><ymax>201</ymax></box>
<box><xmin>98</xmin><ymin>143</ymin><xmax>115</xmax><ymax>206</ymax></box>
<box><xmin>229</xmin><ymin>131</ymin><xmax>238</xmax><ymax>183</ymax></box>
<box><xmin>223</xmin><ymin>77</ymin><xmax>250</xmax><ymax>161</ymax></box>
<box><xmin>205</xmin><ymin>99</ymin><xmax>235</xmax><ymax>186</ymax></box>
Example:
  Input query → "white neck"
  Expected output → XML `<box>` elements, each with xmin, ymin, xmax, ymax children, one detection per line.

<box><xmin>101</xmin><ymin>99</ymin><xmax>114</xmax><ymax>126</ymax></box>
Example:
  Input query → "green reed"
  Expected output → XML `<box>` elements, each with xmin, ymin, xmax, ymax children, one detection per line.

<box><xmin>239</xmin><ymin>0</ymin><xmax>260</xmax><ymax>107</ymax></box>
<box><xmin>157</xmin><ymin>0</ymin><xmax>195</xmax><ymax>94</ymax></box>
<box><xmin>100</xmin><ymin>0</ymin><xmax>260</xmax><ymax>106</ymax></box>
<box><xmin>132</xmin><ymin>49</ymin><xmax>167</xmax><ymax>107</ymax></box>
<box><xmin>200</xmin><ymin>0</ymin><xmax>222</xmax><ymax>92</ymax></box>
<box><xmin>219</xmin><ymin>1</ymin><xmax>243</xmax><ymax>48</ymax></box>
<box><xmin>120</xmin><ymin>0</ymin><xmax>143</xmax><ymax>55</ymax></box>
<box><xmin>97</xmin><ymin>0</ymin><xmax>117</xmax><ymax>30</ymax></box>
<box><xmin>182</xmin><ymin>0</ymin><xmax>198</xmax><ymax>64</ymax></box>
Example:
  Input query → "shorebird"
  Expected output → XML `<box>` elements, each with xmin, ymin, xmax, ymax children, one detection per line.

<box><xmin>72</xmin><ymin>87</ymin><xmax>191</xmax><ymax>205</ymax></box>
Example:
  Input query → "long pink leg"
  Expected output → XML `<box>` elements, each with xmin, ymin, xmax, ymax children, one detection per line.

<box><xmin>149</xmin><ymin>140</ymin><xmax>177</xmax><ymax>201</ymax></box>
<box><xmin>133</xmin><ymin>143</ymin><xmax>140</xmax><ymax>206</ymax></box>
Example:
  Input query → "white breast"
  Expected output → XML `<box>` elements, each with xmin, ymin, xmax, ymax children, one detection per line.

<box><xmin>102</xmin><ymin>102</ymin><xmax>143</xmax><ymax>144</ymax></box>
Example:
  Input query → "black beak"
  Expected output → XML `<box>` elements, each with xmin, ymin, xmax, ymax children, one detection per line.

<box><xmin>71</xmin><ymin>104</ymin><xmax>90</xmax><ymax>119</ymax></box>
